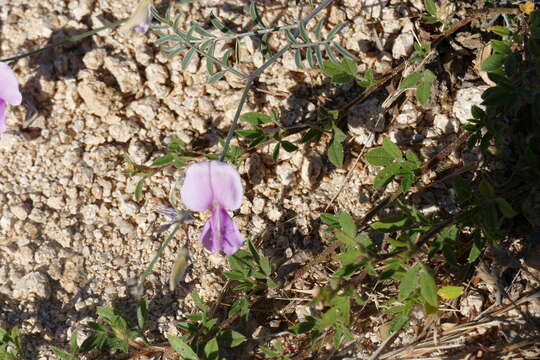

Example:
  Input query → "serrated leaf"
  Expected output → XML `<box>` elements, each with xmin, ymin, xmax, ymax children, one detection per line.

<box><xmin>168</xmin><ymin>336</ymin><xmax>199</xmax><ymax>360</ymax></box>
<box><xmin>399</xmin><ymin>266</ymin><xmax>419</xmax><ymax>299</ymax></box>
<box><xmin>134</xmin><ymin>178</ymin><xmax>145</xmax><ymax>201</ymax></box>
<box><xmin>328</xmin><ymin>136</ymin><xmax>344</xmax><ymax>167</ymax></box>
<box><xmin>401</xmin><ymin>173</ymin><xmax>415</xmax><ymax>193</ymax></box>
<box><xmin>437</xmin><ymin>286</ymin><xmax>463</xmax><ymax>300</ymax></box>
<box><xmin>373</xmin><ymin>162</ymin><xmax>401</xmax><ymax>189</ymax></box>
<box><xmin>240</xmin><ymin>112</ymin><xmax>272</xmax><ymax>126</ymax></box>
<box><xmin>400</xmin><ymin>72</ymin><xmax>423</xmax><ymax>89</ymax></box>
<box><xmin>382</xmin><ymin>138</ymin><xmax>402</xmax><ymax>161</ymax></box>
<box><xmin>338</xmin><ymin>211</ymin><xmax>357</xmax><ymax>238</ymax></box>
<box><xmin>416</xmin><ymin>80</ymin><xmax>433</xmax><ymax>105</ymax></box>
<box><xmin>420</xmin><ymin>266</ymin><xmax>438</xmax><ymax>307</ymax></box>
<box><xmin>365</xmin><ymin>147</ymin><xmax>393</xmax><ymax>166</ymax></box>
<box><xmin>182</xmin><ymin>47</ymin><xmax>197</xmax><ymax>70</ymax></box>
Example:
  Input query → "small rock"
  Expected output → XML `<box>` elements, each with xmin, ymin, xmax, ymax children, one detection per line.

<box><xmin>109</xmin><ymin>121</ymin><xmax>139</xmax><ymax>143</ymax></box>
<box><xmin>129</xmin><ymin>97</ymin><xmax>158</xmax><ymax>122</ymax></box>
<box><xmin>301</xmin><ymin>153</ymin><xmax>323</xmax><ymax>185</ymax></box>
<box><xmin>276</xmin><ymin>163</ymin><xmax>296</xmax><ymax>186</ymax></box>
<box><xmin>453</xmin><ymin>86</ymin><xmax>488</xmax><ymax>124</ymax></box>
<box><xmin>10</xmin><ymin>205</ymin><xmax>28</xmax><ymax>221</ymax></box>
<box><xmin>13</xmin><ymin>272</ymin><xmax>50</xmax><ymax>299</ymax></box>
<box><xmin>0</xmin><ymin>133</ymin><xmax>23</xmax><ymax>151</ymax></box>
<box><xmin>348</xmin><ymin>98</ymin><xmax>384</xmax><ymax>146</ymax></box>
<box><xmin>104</xmin><ymin>57</ymin><xmax>142</xmax><ymax>94</ymax></box>
<box><xmin>460</xmin><ymin>291</ymin><xmax>484</xmax><ymax>317</ymax></box>
<box><xmin>252</xmin><ymin>197</ymin><xmax>266</xmax><ymax>215</ymax></box>
<box><xmin>392</xmin><ymin>32</ymin><xmax>414</xmax><ymax>59</ymax></box>
<box><xmin>82</xmin><ymin>48</ymin><xmax>105</xmax><ymax>70</ymax></box>
<box><xmin>395</xmin><ymin>101</ymin><xmax>419</xmax><ymax>125</ymax></box>
<box><xmin>77</xmin><ymin>80</ymin><xmax>110</xmax><ymax>117</ymax></box>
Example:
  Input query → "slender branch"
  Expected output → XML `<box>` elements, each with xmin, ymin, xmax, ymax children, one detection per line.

<box><xmin>0</xmin><ymin>19</ymin><xmax>127</xmax><ymax>63</ymax></box>
<box><xmin>188</xmin><ymin>23</ymin><xmax>299</xmax><ymax>44</ymax></box>
<box><xmin>291</xmin><ymin>40</ymin><xmax>333</xmax><ymax>48</ymax></box>
<box><xmin>219</xmin><ymin>0</ymin><xmax>336</xmax><ymax>160</ymax></box>
<box><xmin>137</xmin><ymin>224</ymin><xmax>180</xmax><ymax>290</ymax></box>
<box><xmin>219</xmin><ymin>80</ymin><xmax>253</xmax><ymax>161</ymax></box>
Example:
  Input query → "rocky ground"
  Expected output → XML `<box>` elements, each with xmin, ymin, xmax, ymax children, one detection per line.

<box><xmin>1</xmin><ymin>0</ymin><xmax>539</xmax><ymax>359</ymax></box>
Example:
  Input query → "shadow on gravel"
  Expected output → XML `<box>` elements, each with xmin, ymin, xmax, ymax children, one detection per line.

<box><xmin>20</xmin><ymin>22</ymin><xmax>96</xmax><ymax>136</ymax></box>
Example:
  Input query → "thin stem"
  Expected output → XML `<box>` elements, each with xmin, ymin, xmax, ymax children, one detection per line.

<box><xmin>188</xmin><ymin>23</ymin><xmax>299</xmax><ymax>44</ymax></box>
<box><xmin>137</xmin><ymin>224</ymin><xmax>180</xmax><ymax>289</ymax></box>
<box><xmin>0</xmin><ymin>19</ymin><xmax>127</xmax><ymax>63</ymax></box>
<box><xmin>291</xmin><ymin>40</ymin><xmax>332</xmax><ymax>49</ymax></box>
<box><xmin>219</xmin><ymin>0</ymin><xmax>336</xmax><ymax>160</ymax></box>
<box><xmin>219</xmin><ymin>80</ymin><xmax>253</xmax><ymax>161</ymax></box>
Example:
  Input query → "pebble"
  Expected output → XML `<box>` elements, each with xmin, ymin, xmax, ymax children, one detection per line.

<box><xmin>13</xmin><ymin>272</ymin><xmax>50</xmax><ymax>299</ymax></box>
<box><xmin>452</xmin><ymin>86</ymin><xmax>489</xmax><ymax>124</ymax></box>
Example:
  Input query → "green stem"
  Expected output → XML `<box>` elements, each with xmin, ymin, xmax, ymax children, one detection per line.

<box><xmin>0</xmin><ymin>19</ymin><xmax>127</xmax><ymax>63</ymax></box>
<box><xmin>219</xmin><ymin>81</ymin><xmax>253</xmax><ymax>161</ymax></box>
<box><xmin>138</xmin><ymin>224</ymin><xmax>180</xmax><ymax>289</ymax></box>
<box><xmin>218</xmin><ymin>0</ymin><xmax>336</xmax><ymax>161</ymax></box>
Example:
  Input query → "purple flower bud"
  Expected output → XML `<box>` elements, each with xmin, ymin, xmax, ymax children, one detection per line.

<box><xmin>0</xmin><ymin>62</ymin><xmax>22</xmax><ymax>134</ymax></box>
<box><xmin>181</xmin><ymin>161</ymin><xmax>245</xmax><ymax>255</ymax></box>
<box><xmin>122</xmin><ymin>0</ymin><xmax>152</xmax><ymax>34</ymax></box>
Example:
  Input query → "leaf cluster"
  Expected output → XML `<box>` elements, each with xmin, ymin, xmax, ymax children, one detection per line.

<box><xmin>224</xmin><ymin>239</ymin><xmax>277</xmax><ymax>291</ymax></box>
<box><xmin>365</xmin><ymin>138</ymin><xmax>421</xmax><ymax>193</ymax></box>
<box><xmin>236</xmin><ymin>111</ymin><xmax>298</xmax><ymax>161</ymax></box>
<box><xmin>0</xmin><ymin>327</ymin><xmax>22</xmax><ymax>360</ymax></box>
<box><xmin>171</xmin><ymin>291</ymin><xmax>246</xmax><ymax>360</ymax></box>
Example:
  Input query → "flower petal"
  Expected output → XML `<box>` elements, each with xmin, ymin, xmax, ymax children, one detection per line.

<box><xmin>199</xmin><ymin>207</ymin><xmax>244</xmax><ymax>255</ymax></box>
<box><xmin>218</xmin><ymin>208</ymin><xmax>244</xmax><ymax>255</ymax></box>
<box><xmin>0</xmin><ymin>62</ymin><xmax>22</xmax><ymax>106</ymax></box>
<box><xmin>181</xmin><ymin>162</ymin><xmax>213</xmax><ymax>211</ymax></box>
<box><xmin>0</xmin><ymin>99</ymin><xmax>6</xmax><ymax>134</ymax></box>
<box><xmin>200</xmin><ymin>219</ymin><xmax>214</xmax><ymax>252</ymax></box>
<box><xmin>209</xmin><ymin>161</ymin><xmax>243</xmax><ymax>210</ymax></box>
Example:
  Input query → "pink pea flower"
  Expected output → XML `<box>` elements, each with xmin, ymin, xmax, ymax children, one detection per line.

<box><xmin>122</xmin><ymin>0</ymin><xmax>152</xmax><ymax>34</ymax></box>
<box><xmin>181</xmin><ymin>161</ymin><xmax>245</xmax><ymax>255</ymax></box>
<box><xmin>0</xmin><ymin>62</ymin><xmax>22</xmax><ymax>134</ymax></box>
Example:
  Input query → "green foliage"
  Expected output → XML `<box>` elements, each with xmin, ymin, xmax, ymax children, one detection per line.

<box><xmin>173</xmin><ymin>291</ymin><xmax>247</xmax><ymax>359</ymax></box>
<box><xmin>224</xmin><ymin>238</ymin><xmax>277</xmax><ymax>291</ymax></box>
<box><xmin>236</xmin><ymin>110</ymin><xmax>298</xmax><ymax>161</ymax></box>
<box><xmin>400</xmin><ymin>69</ymin><xmax>436</xmax><ymax>105</ymax></box>
<box><xmin>328</xmin><ymin>123</ymin><xmax>347</xmax><ymax>167</ymax></box>
<box><xmin>365</xmin><ymin>139</ymin><xmax>421</xmax><ymax>193</ymax></box>
<box><xmin>321</xmin><ymin>59</ymin><xmax>376</xmax><ymax>87</ymax></box>
<box><xmin>0</xmin><ymin>327</ymin><xmax>23</xmax><ymax>360</ymax></box>
<box><xmin>260</xmin><ymin>341</ymin><xmax>291</xmax><ymax>359</ymax></box>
